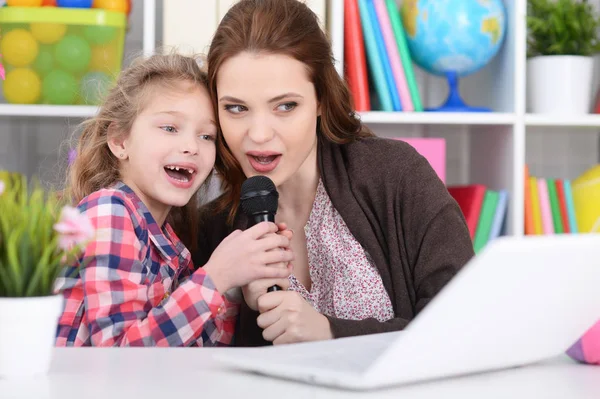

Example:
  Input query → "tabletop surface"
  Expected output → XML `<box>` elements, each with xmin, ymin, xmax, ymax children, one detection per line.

<box><xmin>1</xmin><ymin>348</ymin><xmax>600</xmax><ymax>399</ymax></box>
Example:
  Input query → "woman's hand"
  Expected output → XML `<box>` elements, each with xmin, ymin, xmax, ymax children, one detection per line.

<box><xmin>242</xmin><ymin>222</ymin><xmax>294</xmax><ymax>311</ymax></box>
<box><xmin>256</xmin><ymin>291</ymin><xmax>333</xmax><ymax>345</ymax></box>
<box><xmin>202</xmin><ymin>222</ymin><xmax>294</xmax><ymax>294</ymax></box>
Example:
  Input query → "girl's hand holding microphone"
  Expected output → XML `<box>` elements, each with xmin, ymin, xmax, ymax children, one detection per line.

<box><xmin>202</xmin><ymin>222</ymin><xmax>294</xmax><ymax>294</ymax></box>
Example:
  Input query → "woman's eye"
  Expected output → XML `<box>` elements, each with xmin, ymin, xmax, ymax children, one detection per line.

<box><xmin>224</xmin><ymin>104</ymin><xmax>247</xmax><ymax>114</ymax></box>
<box><xmin>161</xmin><ymin>125</ymin><xmax>177</xmax><ymax>133</ymax></box>
<box><xmin>277</xmin><ymin>102</ymin><xmax>297</xmax><ymax>112</ymax></box>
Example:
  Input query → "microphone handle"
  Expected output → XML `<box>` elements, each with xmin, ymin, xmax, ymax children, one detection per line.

<box><xmin>250</xmin><ymin>213</ymin><xmax>282</xmax><ymax>292</ymax></box>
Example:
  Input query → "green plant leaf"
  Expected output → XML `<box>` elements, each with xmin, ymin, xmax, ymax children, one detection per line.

<box><xmin>6</xmin><ymin>226</ymin><xmax>25</xmax><ymax>296</ymax></box>
<box><xmin>527</xmin><ymin>0</ymin><xmax>600</xmax><ymax>57</ymax></box>
<box><xmin>0</xmin><ymin>171</ymin><xmax>81</xmax><ymax>298</ymax></box>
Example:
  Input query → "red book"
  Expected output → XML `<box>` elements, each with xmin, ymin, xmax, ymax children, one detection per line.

<box><xmin>344</xmin><ymin>0</ymin><xmax>370</xmax><ymax>111</ymax></box>
<box><xmin>448</xmin><ymin>185</ymin><xmax>487</xmax><ymax>239</ymax></box>
<box><xmin>554</xmin><ymin>179</ymin><xmax>571</xmax><ymax>233</ymax></box>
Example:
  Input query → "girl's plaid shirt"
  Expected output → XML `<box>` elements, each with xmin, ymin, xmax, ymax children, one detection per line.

<box><xmin>54</xmin><ymin>182</ymin><xmax>238</xmax><ymax>347</ymax></box>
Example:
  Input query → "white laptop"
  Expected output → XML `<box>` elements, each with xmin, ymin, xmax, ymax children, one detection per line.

<box><xmin>215</xmin><ymin>234</ymin><xmax>600</xmax><ymax>390</ymax></box>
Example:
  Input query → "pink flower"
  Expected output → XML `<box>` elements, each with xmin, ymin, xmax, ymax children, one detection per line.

<box><xmin>0</xmin><ymin>180</ymin><xmax>4</xmax><ymax>196</ymax></box>
<box><xmin>54</xmin><ymin>206</ymin><xmax>94</xmax><ymax>251</ymax></box>
<box><xmin>0</xmin><ymin>54</ymin><xmax>4</xmax><ymax>81</ymax></box>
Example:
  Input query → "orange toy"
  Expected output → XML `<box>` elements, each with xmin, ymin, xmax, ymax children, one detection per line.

<box><xmin>92</xmin><ymin>0</ymin><xmax>127</xmax><ymax>13</ymax></box>
<box><xmin>42</xmin><ymin>0</ymin><xmax>57</xmax><ymax>6</ymax></box>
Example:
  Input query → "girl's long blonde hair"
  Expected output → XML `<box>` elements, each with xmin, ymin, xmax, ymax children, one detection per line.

<box><xmin>65</xmin><ymin>52</ymin><xmax>211</xmax><ymax>250</ymax></box>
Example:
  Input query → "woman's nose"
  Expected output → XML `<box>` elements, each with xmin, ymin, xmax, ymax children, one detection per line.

<box><xmin>247</xmin><ymin>115</ymin><xmax>275</xmax><ymax>144</ymax></box>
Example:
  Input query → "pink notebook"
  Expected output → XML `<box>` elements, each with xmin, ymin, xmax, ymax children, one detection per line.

<box><xmin>397</xmin><ymin>138</ymin><xmax>446</xmax><ymax>183</ymax></box>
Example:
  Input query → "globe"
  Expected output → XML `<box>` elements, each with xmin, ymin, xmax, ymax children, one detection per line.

<box><xmin>402</xmin><ymin>0</ymin><xmax>507</xmax><ymax>112</ymax></box>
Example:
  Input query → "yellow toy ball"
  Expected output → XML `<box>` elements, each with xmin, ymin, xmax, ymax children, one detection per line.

<box><xmin>92</xmin><ymin>0</ymin><xmax>127</xmax><ymax>13</ymax></box>
<box><xmin>0</xmin><ymin>29</ymin><xmax>39</xmax><ymax>67</ymax></box>
<box><xmin>89</xmin><ymin>43</ymin><xmax>118</xmax><ymax>72</ymax></box>
<box><xmin>2</xmin><ymin>68</ymin><xmax>41</xmax><ymax>104</ymax></box>
<box><xmin>571</xmin><ymin>164</ymin><xmax>600</xmax><ymax>233</ymax></box>
<box><xmin>30</xmin><ymin>23</ymin><xmax>67</xmax><ymax>44</ymax></box>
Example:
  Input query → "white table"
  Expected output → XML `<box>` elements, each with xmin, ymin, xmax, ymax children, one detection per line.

<box><xmin>1</xmin><ymin>349</ymin><xmax>600</xmax><ymax>399</ymax></box>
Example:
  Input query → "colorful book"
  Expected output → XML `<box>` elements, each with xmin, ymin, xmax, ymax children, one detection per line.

<box><xmin>524</xmin><ymin>165</ymin><xmax>535</xmax><ymax>235</ymax></box>
<box><xmin>448</xmin><ymin>185</ymin><xmax>487</xmax><ymax>240</ymax></box>
<box><xmin>537</xmin><ymin>178</ymin><xmax>555</xmax><ymax>235</ymax></box>
<box><xmin>473</xmin><ymin>190</ymin><xmax>500</xmax><ymax>253</ymax></box>
<box><xmin>357</xmin><ymin>0</ymin><xmax>393</xmax><ymax>111</ymax></box>
<box><xmin>373</xmin><ymin>0</ymin><xmax>413</xmax><ymax>111</ymax></box>
<box><xmin>344</xmin><ymin>0</ymin><xmax>371</xmax><ymax>111</ymax></box>
<box><xmin>554</xmin><ymin>179</ymin><xmax>570</xmax><ymax>234</ymax></box>
<box><xmin>529</xmin><ymin>177</ymin><xmax>543</xmax><ymax>235</ymax></box>
<box><xmin>546</xmin><ymin>179</ymin><xmax>564</xmax><ymax>234</ymax></box>
<box><xmin>489</xmin><ymin>190</ymin><xmax>508</xmax><ymax>241</ymax></box>
<box><xmin>366</xmin><ymin>0</ymin><xmax>402</xmax><ymax>111</ymax></box>
<box><xmin>384</xmin><ymin>0</ymin><xmax>423</xmax><ymax>111</ymax></box>
<box><xmin>563</xmin><ymin>179</ymin><xmax>579</xmax><ymax>233</ymax></box>
<box><xmin>397</xmin><ymin>138</ymin><xmax>445</xmax><ymax>183</ymax></box>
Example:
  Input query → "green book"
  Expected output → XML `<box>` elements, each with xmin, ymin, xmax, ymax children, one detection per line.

<box><xmin>473</xmin><ymin>190</ymin><xmax>499</xmax><ymax>254</ymax></box>
<box><xmin>384</xmin><ymin>0</ymin><xmax>423</xmax><ymax>111</ymax></box>
<box><xmin>546</xmin><ymin>178</ymin><xmax>564</xmax><ymax>234</ymax></box>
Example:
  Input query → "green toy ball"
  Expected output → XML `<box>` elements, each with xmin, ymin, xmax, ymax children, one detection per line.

<box><xmin>54</xmin><ymin>35</ymin><xmax>91</xmax><ymax>73</ymax></box>
<box><xmin>83</xmin><ymin>25</ymin><xmax>117</xmax><ymax>45</ymax></box>
<box><xmin>42</xmin><ymin>69</ymin><xmax>78</xmax><ymax>104</ymax></box>
<box><xmin>33</xmin><ymin>45</ymin><xmax>54</xmax><ymax>76</ymax></box>
<box><xmin>80</xmin><ymin>71</ymin><xmax>112</xmax><ymax>104</ymax></box>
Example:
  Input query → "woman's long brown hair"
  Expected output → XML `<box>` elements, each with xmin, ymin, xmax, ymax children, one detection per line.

<box><xmin>207</xmin><ymin>0</ymin><xmax>374</xmax><ymax>223</ymax></box>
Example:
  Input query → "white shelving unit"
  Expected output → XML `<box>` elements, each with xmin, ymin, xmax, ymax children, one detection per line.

<box><xmin>1</xmin><ymin>0</ymin><xmax>598</xmax><ymax>238</ymax></box>
<box><xmin>328</xmin><ymin>0</ymin><xmax>600</xmax><ymax>237</ymax></box>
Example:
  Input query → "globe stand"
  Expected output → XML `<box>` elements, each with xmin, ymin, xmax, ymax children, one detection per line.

<box><xmin>426</xmin><ymin>71</ymin><xmax>491</xmax><ymax>113</ymax></box>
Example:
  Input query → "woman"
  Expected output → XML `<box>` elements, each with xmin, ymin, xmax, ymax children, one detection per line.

<box><xmin>193</xmin><ymin>0</ymin><xmax>474</xmax><ymax>346</ymax></box>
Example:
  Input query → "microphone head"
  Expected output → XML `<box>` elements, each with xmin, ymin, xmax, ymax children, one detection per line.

<box><xmin>240</xmin><ymin>175</ymin><xmax>279</xmax><ymax>217</ymax></box>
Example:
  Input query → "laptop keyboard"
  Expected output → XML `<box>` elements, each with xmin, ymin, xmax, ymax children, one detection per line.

<box><xmin>265</xmin><ymin>331</ymin><xmax>401</xmax><ymax>373</ymax></box>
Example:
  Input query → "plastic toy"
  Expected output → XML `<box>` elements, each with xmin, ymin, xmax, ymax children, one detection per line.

<box><xmin>30</xmin><ymin>22</ymin><xmax>67</xmax><ymax>44</ymax></box>
<box><xmin>54</xmin><ymin>34</ymin><xmax>91</xmax><ymax>73</ymax></box>
<box><xmin>83</xmin><ymin>25</ymin><xmax>116</xmax><ymax>45</ymax></box>
<box><xmin>92</xmin><ymin>0</ymin><xmax>126</xmax><ymax>13</ymax></box>
<box><xmin>42</xmin><ymin>0</ymin><xmax>56</xmax><ymax>5</ymax></box>
<box><xmin>89</xmin><ymin>42</ymin><xmax>116</xmax><ymax>71</ymax></box>
<box><xmin>42</xmin><ymin>69</ymin><xmax>77</xmax><ymax>104</ymax></box>
<box><xmin>7</xmin><ymin>0</ymin><xmax>43</xmax><ymax>6</ymax></box>
<box><xmin>56</xmin><ymin>0</ymin><xmax>92</xmax><ymax>8</ymax></box>
<box><xmin>32</xmin><ymin>44</ymin><xmax>53</xmax><ymax>75</ymax></box>
<box><xmin>80</xmin><ymin>71</ymin><xmax>110</xmax><ymax>104</ymax></box>
<box><xmin>0</xmin><ymin>29</ymin><xmax>38</xmax><ymax>67</ymax></box>
<box><xmin>3</xmin><ymin>68</ymin><xmax>41</xmax><ymax>103</ymax></box>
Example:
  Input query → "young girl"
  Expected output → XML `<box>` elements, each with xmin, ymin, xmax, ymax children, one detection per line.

<box><xmin>54</xmin><ymin>53</ymin><xmax>293</xmax><ymax>347</ymax></box>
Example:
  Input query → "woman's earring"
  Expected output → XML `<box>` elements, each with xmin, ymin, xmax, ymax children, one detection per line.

<box><xmin>119</xmin><ymin>153</ymin><xmax>125</xmax><ymax>158</ymax></box>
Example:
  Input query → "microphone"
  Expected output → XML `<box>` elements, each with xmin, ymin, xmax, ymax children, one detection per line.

<box><xmin>240</xmin><ymin>175</ymin><xmax>283</xmax><ymax>293</ymax></box>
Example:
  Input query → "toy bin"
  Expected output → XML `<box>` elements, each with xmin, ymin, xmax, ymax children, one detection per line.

<box><xmin>0</xmin><ymin>7</ymin><xmax>126</xmax><ymax>105</ymax></box>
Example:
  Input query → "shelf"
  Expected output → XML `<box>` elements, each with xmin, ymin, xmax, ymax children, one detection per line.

<box><xmin>0</xmin><ymin>104</ymin><xmax>99</xmax><ymax>118</ymax></box>
<box><xmin>358</xmin><ymin>112</ymin><xmax>516</xmax><ymax>125</ymax></box>
<box><xmin>525</xmin><ymin>114</ymin><xmax>600</xmax><ymax>128</ymax></box>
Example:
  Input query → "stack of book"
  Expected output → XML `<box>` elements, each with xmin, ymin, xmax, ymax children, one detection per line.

<box><xmin>524</xmin><ymin>166</ymin><xmax>578</xmax><ymax>235</ymax></box>
<box><xmin>344</xmin><ymin>0</ymin><xmax>423</xmax><ymax>112</ymax></box>
<box><xmin>447</xmin><ymin>185</ymin><xmax>509</xmax><ymax>254</ymax></box>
